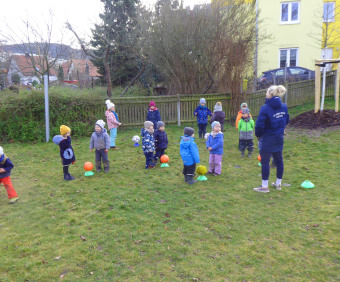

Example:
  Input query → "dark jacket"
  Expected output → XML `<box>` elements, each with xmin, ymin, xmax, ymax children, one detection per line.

<box><xmin>210</xmin><ymin>111</ymin><xmax>226</xmax><ymax>125</ymax></box>
<box><xmin>0</xmin><ymin>154</ymin><xmax>14</xmax><ymax>179</ymax></box>
<box><xmin>146</xmin><ymin>110</ymin><xmax>161</xmax><ymax>128</ymax></box>
<box><xmin>180</xmin><ymin>136</ymin><xmax>200</xmax><ymax>166</ymax></box>
<box><xmin>255</xmin><ymin>97</ymin><xmax>289</xmax><ymax>152</ymax></box>
<box><xmin>193</xmin><ymin>105</ymin><xmax>212</xmax><ymax>124</ymax></box>
<box><xmin>206</xmin><ymin>132</ymin><xmax>224</xmax><ymax>155</ymax></box>
<box><xmin>141</xmin><ymin>128</ymin><xmax>155</xmax><ymax>153</ymax></box>
<box><xmin>154</xmin><ymin>129</ymin><xmax>168</xmax><ymax>150</ymax></box>
<box><xmin>53</xmin><ymin>135</ymin><xmax>76</xmax><ymax>165</ymax></box>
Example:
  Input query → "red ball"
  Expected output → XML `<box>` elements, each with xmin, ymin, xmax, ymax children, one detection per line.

<box><xmin>160</xmin><ymin>155</ymin><xmax>169</xmax><ymax>163</ymax></box>
<box><xmin>258</xmin><ymin>155</ymin><xmax>261</xmax><ymax>161</ymax></box>
<box><xmin>84</xmin><ymin>162</ymin><xmax>93</xmax><ymax>171</ymax></box>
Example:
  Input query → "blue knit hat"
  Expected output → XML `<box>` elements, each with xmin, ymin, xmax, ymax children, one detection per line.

<box><xmin>211</xmin><ymin>121</ymin><xmax>221</xmax><ymax>129</ymax></box>
<box><xmin>200</xmin><ymin>98</ymin><xmax>206</xmax><ymax>104</ymax></box>
<box><xmin>242</xmin><ymin>108</ymin><xmax>250</xmax><ymax>114</ymax></box>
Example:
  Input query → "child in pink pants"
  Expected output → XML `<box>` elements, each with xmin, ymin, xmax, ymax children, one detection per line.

<box><xmin>205</xmin><ymin>121</ymin><xmax>224</xmax><ymax>176</ymax></box>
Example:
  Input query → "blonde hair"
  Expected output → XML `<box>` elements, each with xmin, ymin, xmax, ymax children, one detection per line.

<box><xmin>267</xmin><ymin>85</ymin><xmax>286</xmax><ymax>98</ymax></box>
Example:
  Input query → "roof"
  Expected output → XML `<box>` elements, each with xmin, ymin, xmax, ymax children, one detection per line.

<box><xmin>10</xmin><ymin>54</ymin><xmax>57</xmax><ymax>76</ymax></box>
<box><xmin>61</xmin><ymin>59</ymin><xmax>100</xmax><ymax>77</ymax></box>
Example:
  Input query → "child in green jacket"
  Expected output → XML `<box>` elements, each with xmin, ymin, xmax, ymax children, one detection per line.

<box><xmin>238</xmin><ymin>108</ymin><xmax>255</xmax><ymax>158</ymax></box>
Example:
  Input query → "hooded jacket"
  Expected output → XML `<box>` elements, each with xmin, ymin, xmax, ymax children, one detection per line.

<box><xmin>105</xmin><ymin>110</ymin><xmax>120</xmax><ymax>130</ymax></box>
<box><xmin>0</xmin><ymin>154</ymin><xmax>14</xmax><ymax>179</ymax></box>
<box><xmin>53</xmin><ymin>135</ymin><xmax>76</xmax><ymax>165</ymax></box>
<box><xmin>193</xmin><ymin>105</ymin><xmax>212</xmax><ymax>124</ymax></box>
<box><xmin>238</xmin><ymin>118</ymin><xmax>255</xmax><ymax>140</ymax></box>
<box><xmin>255</xmin><ymin>96</ymin><xmax>289</xmax><ymax>152</ymax></box>
<box><xmin>154</xmin><ymin>129</ymin><xmax>168</xmax><ymax>150</ymax></box>
<box><xmin>141</xmin><ymin>128</ymin><xmax>155</xmax><ymax>153</ymax></box>
<box><xmin>146</xmin><ymin>110</ymin><xmax>161</xmax><ymax>128</ymax></box>
<box><xmin>206</xmin><ymin>132</ymin><xmax>224</xmax><ymax>155</ymax></box>
<box><xmin>90</xmin><ymin>128</ymin><xmax>110</xmax><ymax>150</ymax></box>
<box><xmin>180</xmin><ymin>136</ymin><xmax>200</xmax><ymax>166</ymax></box>
<box><xmin>210</xmin><ymin>111</ymin><xmax>226</xmax><ymax>125</ymax></box>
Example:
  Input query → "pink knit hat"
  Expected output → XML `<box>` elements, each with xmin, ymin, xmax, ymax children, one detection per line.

<box><xmin>149</xmin><ymin>100</ymin><xmax>156</xmax><ymax>107</ymax></box>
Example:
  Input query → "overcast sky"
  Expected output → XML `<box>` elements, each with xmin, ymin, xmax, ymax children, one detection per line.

<box><xmin>0</xmin><ymin>0</ymin><xmax>210</xmax><ymax>47</ymax></box>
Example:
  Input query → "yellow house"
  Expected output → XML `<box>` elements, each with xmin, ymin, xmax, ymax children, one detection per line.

<box><xmin>257</xmin><ymin>0</ymin><xmax>324</xmax><ymax>75</ymax></box>
<box><xmin>322</xmin><ymin>0</ymin><xmax>340</xmax><ymax>70</ymax></box>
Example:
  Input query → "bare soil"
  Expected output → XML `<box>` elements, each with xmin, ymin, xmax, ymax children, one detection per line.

<box><xmin>289</xmin><ymin>109</ymin><xmax>340</xmax><ymax>129</ymax></box>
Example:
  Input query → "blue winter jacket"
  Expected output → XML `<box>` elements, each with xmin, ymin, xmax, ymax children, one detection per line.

<box><xmin>0</xmin><ymin>154</ymin><xmax>14</xmax><ymax>179</ymax></box>
<box><xmin>193</xmin><ymin>105</ymin><xmax>212</xmax><ymax>124</ymax></box>
<box><xmin>206</xmin><ymin>132</ymin><xmax>224</xmax><ymax>155</ymax></box>
<box><xmin>141</xmin><ymin>128</ymin><xmax>155</xmax><ymax>153</ymax></box>
<box><xmin>180</xmin><ymin>136</ymin><xmax>200</xmax><ymax>166</ymax></box>
<box><xmin>53</xmin><ymin>135</ymin><xmax>76</xmax><ymax>165</ymax></box>
<box><xmin>255</xmin><ymin>96</ymin><xmax>289</xmax><ymax>152</ymax></box>
<box><xmin>146</xmin><ymin>110</ymin><xmax>161</xmax><ymax>128</ymax></box>
<box><xmin>154</xmin><ymin>129</ymin><xmax>168</xmax><ymax>150</ymax></box>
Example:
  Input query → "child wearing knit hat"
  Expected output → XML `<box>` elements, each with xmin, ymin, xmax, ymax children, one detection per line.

<box><xmin>53</xmin><ymin>125</ymin><xmax>76</xmax><ymax>180</ymax></box>
<box><xmin>153</xmin><ymin>121</ymin><xmax>168</xmax><ymax>165</ymax></box>
<box><xmin>90</xmin><ymin>120</ymin><xmax>110</xmax><ymax>173</ymax></box>
<box><xmin>141</xmin><ymin>121</ymin><xmax>156</xmax><ymax>169</ymax></box>
<box><xmin>235</xmin><ymin>102</ymin><xmax>252</xmax><ymax>129</ymax></box>
<box><xmin>105</xmin><ymin>100</ymin><xmax>122</xmax><ymax>149</ymax></box>
<box><xmin>205</xmin><ymin>121</ymin><xmax>224</xmax><ymax>176</ymax></box>
<box><xmin>146</xmin><ymin>100</ymin><xmax>161</xmax><ymax>129</ymax></box>
<box><xmin>193</xmin><ymin>98</ymin><xmax>212</xmax><ymax>139</ymax></box>
<box><xmin>180</xmin><ymin>127</ymin><xmax>200</xmax><ymax>184</ymax></box>
<box><xmin>210</xmin><ymin>102</ymin><xmax>226</xmax><ymax>132</ymax></box>
<box><xmin>238</xmin><ymin>108</ymin><xmax>255</xmax><ymax>158</ymax></box>
<box><xmin>0</xmin><ymin>146</ymin><xmax>19</xmax><ymax>204</ymax></box>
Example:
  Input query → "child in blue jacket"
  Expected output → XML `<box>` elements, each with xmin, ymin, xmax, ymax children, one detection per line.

<box><xmin>205</xmin><ymin>121</ymin><xmax>224</xmax><ymax>176</ymax></box>
<box><xmin>141</xmin><ymin>121</ymin><xmax>156</xmax><ymax>169</ymax></box>
<box><xmin>153</xmin><ymin>121</ymin><xmax>168</xmax><ymax>165</ymax></box>
<box><xmin>53</xmin><ymin>125</ymin><xmax>76</xmax><ymax>181</ymax></box>
<box><xmin>180</xmin><ymin>127</ymin><xmax>200</xmax><ymax>184</ymax></box>
<box><xmin>194</xmin><ymin>98</ymin><xmax>212</xmax><ymax>138</ymax></box>
<box><xmin>146</xmin><ymin>101</ymin><xmax>161</xmax><ymax>128</ymax></box>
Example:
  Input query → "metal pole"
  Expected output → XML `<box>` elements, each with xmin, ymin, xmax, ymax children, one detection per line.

<box><xmin>253</xmin><ymin>0</ymin><xmax>259</xmax><ymax>90</ymax></box>
<box><xmin>44</xmin><ymin>74</ymin><xmax>49</xmax><ymax>142</ymax></box>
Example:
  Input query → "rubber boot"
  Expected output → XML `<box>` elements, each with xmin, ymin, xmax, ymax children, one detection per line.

<box><xmin>96</xmin><ymin>161</ymin><xmax>102</xmax><ymax>172</ymax></box>
<box><xmin>247</xmin><ymin>151</ymin><xmax>252</xmax><ymax>158</ymax></box>
<box><xmin>184</xmin><ymin>175</ymin><xmax>188</xmax><ymax>182</ymax></box>
<box><xmin>104</xmin><ymin>161</ymin><xmax>110</xmax><ymax>173</ymax></box>
<box><xmin>67</xmin><ymin>173</ymin><xmax>75</xmax><ymax>180</ymax></box>
<box><xmin>64</xmin><ymin>173</ymin><xmax>75</xmax><ymax>181</ymax></box>
<box><xmin>187</xmin><ymin>175</ymin><xmax>197</xmax><ymax>185</ymax></box>
<box><xmin>241</xmin><ymin>151</ymin><xmax>245</xmax><ymax>158</ymax></box>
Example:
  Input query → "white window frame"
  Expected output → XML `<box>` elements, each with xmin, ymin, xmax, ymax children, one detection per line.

<box><xmin>280</xmin><ymin>2</ymin><xmax>301</xmax><ymax>25</ymax></box>
<box><xmin>323</xmin><ymin>2</ymin><xmax>335</xmax><ymax>23</ymax></box>
<box><xmin>279</xmin><ymin>48</ymin><xmax>299</xmax><ymax>68</ymax></box>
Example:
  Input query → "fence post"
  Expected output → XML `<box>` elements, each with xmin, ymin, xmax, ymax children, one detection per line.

<box><xmin>335</xmin><ymin>63</ymin><xmax>340</xmax><ymax>112</ymax></box>
<box><xmin>284</xmin><ymin>81</ymin><xmax>288</xmax><ymax>105</ymax></box>
<box><xmin>177</xmin><ymin>94</ymin><xmax>181</xmax><ymax>126</ymax></box>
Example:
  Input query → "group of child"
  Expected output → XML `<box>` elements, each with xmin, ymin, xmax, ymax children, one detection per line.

<box><xmin>0</xmin><ymin>98</ymin><xmax>255</xmax><ymax>203</ymax></box>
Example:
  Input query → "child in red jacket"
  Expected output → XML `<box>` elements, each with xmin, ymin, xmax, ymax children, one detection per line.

<box><xmin>0</xmin><ymin>146</ymin><xmax>19</xmax><ymax>204</ymax></box>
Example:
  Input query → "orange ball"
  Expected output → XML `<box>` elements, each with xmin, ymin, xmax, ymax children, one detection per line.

<box><xmin>84</xmin><ymin>162</ymin><xmax>93</xmax><ymax>171</ymax></box>
<box><xmin>258</xmin><ymin>155</ymin><xmax>261</xmax><ymax>161</ymax></box>
<box><xmin>160</xmin><ymin>155</ymin><xmax>169</xmax><ymax>163</ymax></box>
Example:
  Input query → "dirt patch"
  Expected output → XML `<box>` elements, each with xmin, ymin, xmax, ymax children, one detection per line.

<box><xmin>289</xmin><ymin>110</ymin><xmax>340</xmax><ymax>129</ymax></box>
<box><xmin>286</xmin><ymin>125</ymin><xmax>340</xmax><ymax>138</ymax></box>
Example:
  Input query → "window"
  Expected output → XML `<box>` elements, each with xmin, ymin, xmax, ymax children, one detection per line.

<box><xmin>279</xmin><ymin>48</ymin><xmax>298</xmax><ymax>68</ymax></box>
<box><xmin>323</xmin><ymin>2</ymin><xmax>335</xmax><ymax>22</ymax></box>
<box><xmin>280</xmin><ymin>2</ymin><xmax>300</xmax><ymax>24</ymax></box>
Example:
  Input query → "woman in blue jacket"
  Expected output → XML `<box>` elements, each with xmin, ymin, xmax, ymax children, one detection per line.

<box><xmin>254</xmin><ymin>85</ymin><xmax>289</xmax><ymax>193</ymax></box>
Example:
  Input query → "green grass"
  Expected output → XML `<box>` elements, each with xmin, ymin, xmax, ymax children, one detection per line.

<box><xmin>0</xmin><ymin>104</ymin><xmax>339</xmax><ymax>280</ymax></box>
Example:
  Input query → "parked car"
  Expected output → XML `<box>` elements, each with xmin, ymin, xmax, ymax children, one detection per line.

<box><xmin>257</xmin><ymin>67</ymin><xmax>315</xmax><ymax>90</ymax></box>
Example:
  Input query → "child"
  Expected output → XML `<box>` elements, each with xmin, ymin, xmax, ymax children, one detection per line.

<box><xmin>238</xmin><ymin>108</ymin><xmax>255</xmax><ymax>158</ymax></box>
<box><xmin>53</xmin><ymin>125</ymin><xmax>76</xmax><ymax>181</ymax></box>
<box><xmin>193</xmin><ymin>98</ymin><xmax>212</xmax><ymax>138</ymax></box>
<box><xmin>141</xmin><ymin>121</ymin><xmax>156</xmax><ymax>169</ymax></box>
<box><xmin>0</xmin><ymin>146</ymin><xmax>19</xmax><ymax>204</ymax></box>
<box><xmin>210</xmin><ymin>102</ymin><xmax>226</xmax><ymax>132</ymax></box>
<box><xmin>153</xmin><ymin>121</ymin><xmax>168</xmax><ymax>165</ymax></box>
<box><xmin>146</xmin><ymin>100</ymin><xmax>161</xmax><ymax>128</ymax></box>
<box><xmin>90</xmin><ymin>120</ymin><xmax>110</xmax><ymax>173</ymax></box>
<box><xmin>105</xmin><ymin>100</ymin><xmax>122</xmax><ymax>150</ymax></box>
<box><xmin>235</xmin><ymin>102</ymin><xmax>252</xmax><ymax>129</ymax></box>
<box><xmin>205</xmin><ymin>121</ymin><xmax>224</xmax><ymax>176</ymax></box>
<box><xmin>180</xmin><ymin>127</ymin><xmax>200</xmax><ymax>184</ymax></box>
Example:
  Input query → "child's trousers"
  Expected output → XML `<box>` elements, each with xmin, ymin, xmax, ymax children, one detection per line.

<box><xmin>95</xmin><ymin>149</ymin><xmax>110</xmax><ymax>171</ymax></box>
<box><xmin>239</xmin><ymin>139</ymin><xmax>254</xmax><ymax>152</ymax></box>
<box><xmin>209</xmin><ymin>154</ymin><xmax>223</xmax><ymax>175</ymax></box>
<box><xmin>198</xmin><ymin>123</ymin><xmax>208</xmax><ymax>138</ymax></box>
<box><xmin>144</xmin><ymin>152</ymin><xmax>154</xmax><ymax>168</ymax></box>
<box><xmin>183</xmin><ymin>163</ymin><xmax>196</xmax><ymax>176</ymax></box>
<box><xmin>154</xmin><ymin>149</ymin><xmax>165</xmax><ymax>161</ymax></box>
<box><xmin>0</xmin><ymin>177</ymin><xmax>18</xmax><ymax>199</ymax></box>
<box><xmin>110</xmin><ymin>128</ymin><xmax>117</xmax><ymax>147</ymax></box>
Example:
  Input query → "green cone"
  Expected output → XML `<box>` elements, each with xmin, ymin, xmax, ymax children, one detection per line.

<box><xmin>301</xmin><ymin>180</ymin><xmax>314</xmax><ymax>189</ymax></box>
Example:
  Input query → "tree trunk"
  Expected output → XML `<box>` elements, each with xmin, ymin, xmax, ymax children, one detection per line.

<box><xmin>120</xmin><ymin>64</ymin><xmax>145</xmax><ymax>97</ymax></box>
<box><xmin>104</xmin><ymin>47</ymin><xmax>112</xmax><ymax>98</ymax></box>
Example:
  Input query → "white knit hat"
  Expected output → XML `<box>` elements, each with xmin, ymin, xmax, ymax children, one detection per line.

<box><xmin>95</xmin><ymin>119</ymin><xmax>106</xmax><ymax>129</ymax></box>
<box><xmin>200</xmin><ymin>98</ymin><xmax>206</xmax><ymax>104</ymax></box>
<box><xmin>106</xmin><ymin>99</ymin><xmax>115</xmax><ymax>110</ymax></box>
<box><xmin>0</xmin><ymin>146</ymin><xmax>3</xmax><ymax>156</ymax></box>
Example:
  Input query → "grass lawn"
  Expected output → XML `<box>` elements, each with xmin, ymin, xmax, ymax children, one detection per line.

<box><xmin>0</xmin><ymin>101</ymin><xmax>339</xmax><ymax>280</ymax></box>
